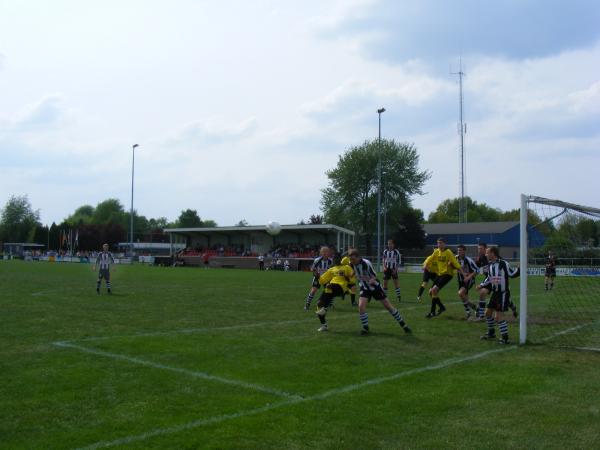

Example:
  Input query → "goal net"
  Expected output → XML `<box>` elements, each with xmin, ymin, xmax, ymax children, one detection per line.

<box><xmin>519</xmin><ymin>195</ymin><xmax>600</xmax><ymax>350</ymax></box>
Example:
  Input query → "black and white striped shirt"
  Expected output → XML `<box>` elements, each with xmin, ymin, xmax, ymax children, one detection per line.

<box><xmin>481</xmin><ymin>258</ymin><xmax>519</xmax><ymax>293</ymax></box>
<box><xmin>351</xmin><ymin>258</ymin><xmax>380</xmax><ymax>291</ymax></box>
<box><xmin>476</xmin><ymin>254</ymin><xmax>489</xmax><ymax>275</ymax></box>
<box><xmin>382</xmin><ymin>249</ymin><xmax>402</xmax><ymax>269</ymax></box>
<box><xmin>311</xmin><ymin>256</ymin><xmax>333</xmax><ymax>276</ymax></box>
<box><xmin>96</xmin><ymin>251</ymin><xmax>115</xmax><ymax>270</ymax></box>
<box><xmin>456</xmin><ymin>255</ymin><xmax>478</xmax><ymax>283</ymax></box>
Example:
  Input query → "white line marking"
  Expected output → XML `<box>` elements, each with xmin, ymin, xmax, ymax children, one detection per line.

<box><xmin>70</xmin><ymin>311</ymin><xmax>582</xmax><ymax>449</ymax></box>
<box><xmin>53</xmin><ymin>341</ymin><xmax>300</xmax><ymax>400</ymax></box>
<box><xmin>74</xmin><ymin>346</ymin><xmax>514</xmax><ymax>450</ymax></box>
<box><xmin>66</xmin><ymin>302</ymin><xmax>457</xmax><ymax>343</ymax></box>
<box><xmin>572</xmin><ymin>347</ymin><xmax>600</xmax><ymax>353</ymax></box>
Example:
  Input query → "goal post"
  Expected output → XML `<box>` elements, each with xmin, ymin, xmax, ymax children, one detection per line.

<box><xmin>519</xmin><ymin>194</ymin><xmax>600</xmax><ymax>348</ymax></box>
<box><xmin>519</xmin><ymin>194</ymin><xmax>528</xmax><ymax>344</ymax></box>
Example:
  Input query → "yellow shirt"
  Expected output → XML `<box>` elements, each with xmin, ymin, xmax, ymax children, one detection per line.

<box><xmin>319</xmin><ymin>264</ymin><xmax>355</xmax><ymax>292</ymax></box>
<box><xmin>429</xmin><ymin>249</ymin><xmax>461</xmax><ymax>276</ymax></box>
<box><xmin>423</xmin><ymin>254</ymin><xmax>437</xmax><ymax>273</ymax></box>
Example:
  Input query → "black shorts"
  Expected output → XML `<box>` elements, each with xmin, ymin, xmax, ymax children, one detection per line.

<box><xmin>360</xmin><ymin>285</ymin><xmax>387</xmax><ymax>301</ymax></box>
<box><xmin>98</xmin><ymin>268</ymin><xmax>110</xmax><ymax>281</ymax></box>
<box><xmin>422</xmin><ymin>270</ymin><xmax>436</xmax><ymax>283</ymax></box>
<box><xmin>545</xmin><ymin>268</ymin><xmax>556</xmax><ymax>277</ymax></box>
<box><xmin>433</xmin><ymin>274</ymin><xmax>452</xmax><ymax>290</ymax></box>
<box><xmin>383</xmin><ymin>267</ymin><xmax>398</xmax><ymax>280</ymax></box>
<box><xmin>479</xmin><ymin>282</ymin><xmax>492</xmax><ymax>293</ymax></box>
<box><xmin>488</xmin><ymin>290</ymin><xmax>511</xmax><ymax>312</ymax></box>
<box><xmin>458</xmin><ymin>278</ymin><xmax>474</xmax><ymax>292</ymax></box>
<box><xmin>318</xmin><ymin>284</ymin><xmax>345</xmax><ymax>308</ymax></box>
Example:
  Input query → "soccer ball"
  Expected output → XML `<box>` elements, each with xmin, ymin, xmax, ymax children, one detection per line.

<box><xmin>266</xmin><ymin>221</ymin><xmax>282</xmax><ymax>236</ymax></box>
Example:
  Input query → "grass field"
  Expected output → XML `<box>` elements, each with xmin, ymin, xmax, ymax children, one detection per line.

<box><xmin>2</xmin><ymin>261</ymin><xmax>599</xmax><ymax>449</ymax></box>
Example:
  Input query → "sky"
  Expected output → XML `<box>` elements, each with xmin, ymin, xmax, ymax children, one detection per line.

<box><xmin>1</xmin><ymin>0</ymin><xmax>599</xmax><ymax>226</ymax></box>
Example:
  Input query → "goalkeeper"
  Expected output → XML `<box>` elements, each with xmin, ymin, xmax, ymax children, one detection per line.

<box><xmin>314</xmin><ymin>254</ymin><xmax>355</xmax><ymax>332</ymax></box>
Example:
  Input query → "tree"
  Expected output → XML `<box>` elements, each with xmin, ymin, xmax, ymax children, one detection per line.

<box><xmin>177</xmin><ymin>209</ymin><xmax>202</xmax><ymax>228</ymax></box>
<box><xmin>308</xmin><ymin>214</ymin><xmax>323</xmax><ymax>225</ymax></box>
<box><xmin>236</xmin><ymin>219</ymin><xmax>249</xmax><ymax>227</ymax></box>
<box><xmin>92</xmin><ymin>199</ymin><xmax>126</xmax><ymax>226</ymax></box>
<box><xmin>201</xmin><ymin>219</ymin><xmax>217</xmax><ymax>228</ymax></box>
<box><xmin>427</xmin><ymin>197</ymin><xmax>504</xmax><ymax>223</ymax></box>
<box><xmin>0</xmin><ymin>195</ymin><xmax>41</xmax><ymax>243</ymax></box>
<box><xmin>65</xmin><ymin>205</ymin><xmax>95</xmax><ymax>225</ymax></box>
<box><xmin>389</xmin><ymin>205</ymin><xmax>427</xmax><ymax>249</ymax></box>
<box><xmin>148</xmin><ymin>217</ymin><xmax>170</xmax><ymax>230</ymax></box>
<box><xmin>321</xmin><ymin>139</ymin><xmax>430</xmax><ymax>254</ymax></box>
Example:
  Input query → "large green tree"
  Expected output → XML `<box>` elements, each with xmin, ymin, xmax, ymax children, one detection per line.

<box><xmin>321</xmin><ymin>139</ymin><xmax>430</xmax><ymax>253</ymax></box>
<box><xmin>0</xmin><ymin>195</ymin><xmax>41</xmax><ymax>243</ymax></box>
<box><xmin>427</xmin><ymin>197</ymin><xmax>504</xmax><ymax>223</ymax></box>
<box><xmin>176</xmin><ymin>209</ymin><xmax>203</xmax><ymax>228</ymax></box>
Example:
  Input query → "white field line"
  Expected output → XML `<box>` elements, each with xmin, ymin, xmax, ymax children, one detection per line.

<box><xmin>65</xmin><ymin>302</ymin><xmax>459</xmax><ymax>344</ymax></box>
<box><xmin>572</xmin><ymin>347</ymin><xmax>600</xmax><ymax>353</ymax></box>
<box><xmin>75</xmin><ymin>346</ymin><xmax>516</xmax><ymax>450</ymax></box>
<box><xmin>53</xmin><ymin>341</ymin><xmax>300</xmax><ymax>400</ymax></box>
<box><xmin>71</xmin><ymin>310</ymin><xmax>580</xmax><ymax>449</ymax></box>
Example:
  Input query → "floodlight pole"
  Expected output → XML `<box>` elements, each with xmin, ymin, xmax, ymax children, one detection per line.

<box><xmin>377</xmin><ymin>108</ymin><xmax>385</xmax><ymax>272</ymax></box>
<box><xmin>130</xmin><ymin>144</ymin><xmax>139</xmax><ymax>259</ymax></box>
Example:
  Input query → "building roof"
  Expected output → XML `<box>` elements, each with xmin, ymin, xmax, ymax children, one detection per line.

<box><xmin>163</xmin><ymin>224</ymin><xmax>355</xmax><ymax>235</ymax></box>
<box><xmin>423</xmin><ymin>221</ymin><xmax>519</xmax><ymax>235</ymax></box>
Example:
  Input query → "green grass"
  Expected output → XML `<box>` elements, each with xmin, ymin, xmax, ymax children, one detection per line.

<box><xmin>1</xmin><ymin>261</ymin><xmax>599</xmax><ymax>449</ymax></box>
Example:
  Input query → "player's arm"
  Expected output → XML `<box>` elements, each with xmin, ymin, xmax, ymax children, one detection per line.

<box><xmin>448</xmin><ymin>252</ymin><xmax>465</xmax><ymax>277</ymax></box>
<box><xmin>505</xmin><ymin>261</ymin><xmax>520</xmax><ymax>278</ymax></box>
<box><xmin>423</xmin><ymin>254</ymin><xmax>433</xmax><ymax>269</ymax></box>
<box><xmin>319</xmin><ymin>268</ymin><xmax>334</xmax><ymax>286</ymax></box>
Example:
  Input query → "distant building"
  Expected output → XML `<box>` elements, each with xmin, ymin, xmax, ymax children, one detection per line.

<box><xmin>423</xmin><ymin>221</ymin><xmax>545</xmax><ymax>259</ymax></box>
<box><xmin>2</xmin><ymin>243</ymin><xmax>45</xmax><ymax>258</ymax></box>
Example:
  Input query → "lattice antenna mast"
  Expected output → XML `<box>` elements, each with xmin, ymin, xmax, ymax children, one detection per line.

<box><xmin>451</xmin><ymin>60</ymin><xmax>467</xmax><ymax>223</ymax></box>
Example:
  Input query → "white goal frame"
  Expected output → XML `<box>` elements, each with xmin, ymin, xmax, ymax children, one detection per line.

<box><xmin>519</xmin><ymin>194</ymin><xmax>600</xmax><ymax>344</ymax></box>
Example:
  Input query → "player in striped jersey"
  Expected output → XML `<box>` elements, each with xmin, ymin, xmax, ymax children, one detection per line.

<box><xmin>348</xmin><ymin>249</ymin><xmax>411</xmax><ymax>335</ymax></box>
<box><xmin>479</xmin><ymin>246</ymin><xmax>520</xmax><ymax>344</ymax></box>
<box><xmin>382</xmin><ymin>239</ymin><xmax>402</xmax><ymax>302</ymax></box>
<box><xmin>474</xmin><ymin>243</ymin><xmax>489</xmax><ymax>319</ymax></box>
<box><xmin>314</xmin><ymin>254</ymin><xmax>355</xmax><ymax>331</ymax></box>
<box><xmin>456</xmin><ymin>244</ymin><xmax>478</xmax><ymax>319</ymax></box>
<box><xmin>476</xmin><ymin>243</ymin><xmax>518</xmax><ymax>319</ymax></box>
<box><xmin>94</xmin><ymin>243</ymin><xmax>115</xmax><ymax>294</ymax></box>
<box><xmin>304</xmin><ymin>246</ymin><xmax>333</xmax><ymax>310</ymax></box>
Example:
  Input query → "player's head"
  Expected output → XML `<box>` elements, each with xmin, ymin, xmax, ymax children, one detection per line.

<box><xmin>457</xmin><ymin>244</ymin><xmax>466</xmax><ymax>258</ymax></box>
<box><xmin>387</xmin><ymin>239</ymin><xmax>395</xmax><ymax>249</ymax></box>
<box><xmin>486</xmin><ymin>246</ymin><xmax>499</xmax><ymax>261</ymax></box>
<box><xmin>320</xmin><ymin>246</ymin><xmax>330</xmax><ymax>257</ymax></box>
<box><xmin>478</xmin><ymin>242</ymin><xmax>487</xmax><ymax>255</ymax></box>
<box><xmin>437</xmin><ymin>237</ymin><xmax>446</xmax><ymax>250</ymax></box>
<box><xmin>102</xmin><ymin>243</ymin><xmax>109</xmax><ymax>251</ymax></box>
<box><xmin>332</xmin><ymin>253</ymin><xmax>342</xmax><ymax>266</ymax></box>
<box><xmin>348</xmin><ymin>248</ymin><xmax>361</xmax><ymax>265</ymax></box>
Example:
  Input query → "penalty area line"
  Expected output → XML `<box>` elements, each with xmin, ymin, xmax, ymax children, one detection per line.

<box><xmin>74</xmin><ymin>345</ymin><xmax>514</xmax><ymax>450</ymax></box>
<box><xmin>52</xmin><ymin>341</ymin><xmax>301</xmax><ymax>400</ymax></box>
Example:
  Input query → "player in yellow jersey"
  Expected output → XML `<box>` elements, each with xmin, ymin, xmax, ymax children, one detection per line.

<box><xmin>315</xmin><ymin>254</ymin><xmax>355</xmax><ymax>332</ymax></box>
<box><xmin>424</xmin><ymin>237</ymin><xmax>467</xmax><ymax>318</ymax></box>
<box><xmin>417</xmin><ymin>253</ymin><xmax>438</xmax><ymax>302</ymax></box>
<box><xmin>341</xmin><ymin>255</ymin><xmax>358</xmax><ymax>306</ymax></box>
